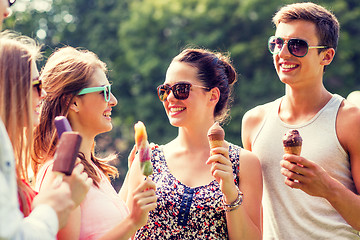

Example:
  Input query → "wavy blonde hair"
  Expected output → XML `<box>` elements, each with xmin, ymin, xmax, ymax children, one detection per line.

<box><xmin>32</xmin><ymin>46</ymin><xmax>118</xmax><ymax>187</ymax></box>
<box><xmin>0</xmin><ymin>30</ymin><xmax>42</xmax><ymax>216</ymax></box>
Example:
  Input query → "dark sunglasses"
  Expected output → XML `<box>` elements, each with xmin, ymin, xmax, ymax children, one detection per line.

<box><xmin>32</xmin><ymin>78</ymin><xmax>42</xmax><ymax>97</ymax></box>
<box><xmin>157</xmin><ymin>83</ymin><xmax>210</xmax><ymax>102</ymax></box>
<box><xmin>8</xmin><ymin>0</ymin><xmax>16</xmax><ymax>7</ymax></box>
<box><xmin>268</xmin><ymin>36</ymin><xmax>328</xmax><ymax>58</ymax></box>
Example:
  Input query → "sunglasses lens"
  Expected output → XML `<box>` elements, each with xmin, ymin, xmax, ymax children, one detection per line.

<box><xmin>173</xmin><ymin>84</ymin><xmax>190</xmax><ymax>100</ymax></box>
<box><xmin>157</xmin><ymin>85</ymin><xmax>169</xmax><ymax>101</ymax></box>
<box><xmin>105</xmin><ymin>85</ymin><xmax>111</xmax><ymax>102</ymax></box>
<box><xmin>157</xmin><ymin>83</ymin><xmax>191</xmax><ymax>101</ymax></box>
<box><xmin>288</xmin><ymin>39</ymin><xmax>308</xmax><ymax>57</ymax></box>
<box><xmin>268</xmin><ymin>37</ymin><xmax>284</xmax><ymax>55</ymax></box>
<box><xmin>8</xmin><ymin>0</ymin><xmax>15</xmax><ymax>6</ymax></box>
<box><xmin>32</xmin><ymin>80</ymin><xmax>42</xmax><ymax>96</ymax></box>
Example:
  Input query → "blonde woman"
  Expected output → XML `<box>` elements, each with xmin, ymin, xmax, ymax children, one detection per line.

<box><xmin>0</xmin><ymin>31</ymin><xmax>91</xmax><ymax>239</ymax></box>
<box><xmin>33</xmin><ymin>46</ymin><xmax>157</xmax><ymax>240</ymax></box>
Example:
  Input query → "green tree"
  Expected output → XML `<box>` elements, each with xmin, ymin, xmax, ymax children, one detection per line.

<box><xmin>5</xmin><ymin>0</ymin><xmax>360</xmax><ymax>189</ymax></box>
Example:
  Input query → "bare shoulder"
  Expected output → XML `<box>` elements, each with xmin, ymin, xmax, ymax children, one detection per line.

<box><xmin>239</xmin><ymin>148</ymin><xmax>261</xmax><ymax>171</ymax></box>
<box><xmin>242</xmin><ymin>102</ymin><xmax>272</xmax><ymax>150</ymax></box>
<box><xmin>238</xmin><ymin>148</ymin><xmax>263</xmax><ymax>197</ymax></box>
<box><xmin>337</xmin><ymin>99</ymin><xmax>360</xmax><ymax>152</ymax></box>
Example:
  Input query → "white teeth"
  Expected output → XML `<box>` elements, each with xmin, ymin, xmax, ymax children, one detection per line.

<box><xmin>170</xmin><ymin>107</ymin><xmax>185</xmax><ymax>112</ymax></box>
<box><xmin>282</xmin><ymin>64</ymin><xmax>297</xmax><ymax>69</ymax></box>
<box><xmin>103</xmin><ymin>112</ymin><xmax>111</xmax><ymax>117</ymax></box>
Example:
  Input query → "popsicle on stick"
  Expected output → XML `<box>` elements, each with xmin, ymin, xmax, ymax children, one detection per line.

<box><xmin>52</xmin><ymin>116</ymin><xmax>82</xmax><ymax>184</ymax></box>
<box><xmin>207</xmin><ymin>122</ymin><xmax>225</xmax><ymax>155</ymax></box>
<box><xmin>55</xmin><ymin>116</ymin><xmax>72</xmax><ymax>138</ymax></box>
<box><xmin>282</xmin><ymin>129</ymin><xmax>303</xmax><ymax>156</ymax></box>
<box><xmin>134</xmin><ymin>121</ymin><xmax>153</xmax><ymax>177</ymax></box>
<box><xmin>52</xmin><ymin>131</ymin><xmax>82</xmax><ymax>176</ymax></box>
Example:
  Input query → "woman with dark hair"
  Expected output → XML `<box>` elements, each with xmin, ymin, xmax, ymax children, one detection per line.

<box><xmin>123</xmin><ymin>48</ymin><xmax>262</xmax><ymax>239</ymax></box>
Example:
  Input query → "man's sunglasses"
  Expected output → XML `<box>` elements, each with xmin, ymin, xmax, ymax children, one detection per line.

<box><xmin>157</xmin><ymin>83</ymin><xmax>210</xmax><ymax>102</ymax></box>
<box><xmin>77</xmin><ymin>85</ymin><xmax>112</xmax><ymax>102</ymax></box>
<box><xmin>8</xmin><ymin>0</ymin><xmax>16</xmax><ymax>7</ymax></box>
<box><xmin>32</xmin><ymin>79</ymin><xmax>42</xmax><ymax>97</ymax></box>
<box><xmin>268</xmin><ymin>36</ymin><xmax>328</xmax><ymax>58</ymax></box>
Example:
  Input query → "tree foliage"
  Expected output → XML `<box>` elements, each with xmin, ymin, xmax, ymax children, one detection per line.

<box><xmin>4</xmin><ymin>0</ymin><xmax>360</xmax><ymax>189</ymax></box>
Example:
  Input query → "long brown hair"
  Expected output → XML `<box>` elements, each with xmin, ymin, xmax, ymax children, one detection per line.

<box><xmin>32</xmin><ymin>46</ymin><xmax>118</xmax><ymax>187</ymax></box>
<box><xmin>0</xmin><ymin>30</ymin><xmax>42</xmax><ymax>216</ymax></box>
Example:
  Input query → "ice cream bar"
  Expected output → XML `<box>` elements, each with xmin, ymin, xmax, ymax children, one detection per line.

<box><xmin>207</xmin><ymin>122</ymin><xmax>225</xmax><ymax>155</ymax></box>
<box><xmin>52</xmin><ymin>132</ymin><xmax>82</xmax><ymax>176</ymax></box>
<box><xmin>55</xmin><ymin>116</ymin><xmax>72</xmax><ymax>138</ymax></box>
<box><xmin>282</xmin><ymin>129</ymin><xmax>303</xmax><ymax>156</ymax></box>
<box><xmin>134</xmin><ymin>121</ymin><xmax>153</xmax><ymax>177</ymax></box>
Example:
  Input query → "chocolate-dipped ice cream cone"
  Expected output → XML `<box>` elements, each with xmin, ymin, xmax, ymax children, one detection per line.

<box><xmin>283</xmin><ymin>129</ymin><xmax>302</xmax><ymax>156</ymax></box>
<box><xmin>207</xmin><ymin>122</ymin><xmax>225</xmax><ymax>152</ymax></box>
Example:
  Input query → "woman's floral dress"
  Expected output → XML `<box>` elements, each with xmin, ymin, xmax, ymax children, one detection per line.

<box><xmin>135</xmin><ymin>143</ymin><xmax>240</xmax><ymax>239</ymax></box>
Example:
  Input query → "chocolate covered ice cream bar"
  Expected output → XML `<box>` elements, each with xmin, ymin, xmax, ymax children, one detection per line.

<box><xmin>55</xmin><ymin>116</ymin><xmax>72</xmax><ymax>138</ymax></box>
<box><xmin>52</xmin><ymin>132</ymin><xmax>82</xmax><ymax>175</ymax></box>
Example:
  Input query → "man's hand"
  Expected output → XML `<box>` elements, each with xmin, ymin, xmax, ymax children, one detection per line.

<box><xmin>280</xmin><ymin>154</ymin><xmax>334</xmax><ymax>198</ymax></box>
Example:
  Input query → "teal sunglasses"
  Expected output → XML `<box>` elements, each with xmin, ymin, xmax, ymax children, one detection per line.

<box><xmin>77</xmin><ymin>85</ymin><xmax>112</xmax><ymax>102</ymax></box>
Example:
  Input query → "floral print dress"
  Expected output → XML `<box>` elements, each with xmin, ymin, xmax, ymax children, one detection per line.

<box><xmin>135</xmin><ymin>143</ymin><xmax>240</xmax><ymax>239</ymax></box>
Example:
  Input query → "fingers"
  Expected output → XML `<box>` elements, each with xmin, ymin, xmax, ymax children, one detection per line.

<box><xmin>128</xmin><ymin>144</ymin><xmax>137</xmax><ymax>169</ymax></box>
<box><xmin>209</xmin><ymin>146</ymin><xmax>229</xmax><ymax>159</ymax></box>
<box><xmin>280</xmin><ymin>166</ymin><xmax>307</xmax><ymax>183</ymax></box>
<box><xmin>136</xmin><ymin>178</ymin><xmax>156</xmax><ymax>193</ymax></box>
<box><xmin>280</xmin><ymin>157</ymin><xmax>316</xmax><ymax>188</ymax></box>
<box><xmin>72</xmin><ymin>162</ymin><xmax>85</xmax><ymax>174</ymax></box>
<box><xmin>75</xmin><ymin>157</ymin><xmax>82</xmax><ymax>165</ymax></box>
<box><xmin>85</xmin><ymin>177</ymin><xmax>93</xmax><ymax>187</ymax></box>
<box><xmin>283</xmin><ymin>154</ymin><xmax>308</xmax><ymax>167</ymax></box>
<box><xmin>206</xmin><ymin>147</ymin><xmax>234</xmax><ymax>187</ymax></box>
<box><xmin>132</xmin><ymin>179</ymin><xmax>157</xmax><ymax>212</ymax></box>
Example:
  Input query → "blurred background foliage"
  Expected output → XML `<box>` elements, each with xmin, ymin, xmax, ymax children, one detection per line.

<box><xmin>4</xmin><ymin>0</ymin><xmax>360</xmax><ymax>190</ymax></box>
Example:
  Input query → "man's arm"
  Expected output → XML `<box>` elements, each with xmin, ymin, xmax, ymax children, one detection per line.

<box><xmin>241</xmin><ymin>105</ymin><xmax>268</xmax><ymax>151</ymax></box>
<box><xmin>280</xmin><ymin>100</ymin><xmax>360</xmax><ymax>230</ymax></box>
<box><xmin>332</xmin><ymin>100</ymin><xmax>360</xmax><ymax>230</ymax></box>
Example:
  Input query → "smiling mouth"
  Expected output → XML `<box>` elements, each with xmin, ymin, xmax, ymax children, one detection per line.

<box><xmin>170</xmin><ymin>107</ymin><xmax>186</xmax><ymax>113</ymax></box>
<box><xmin>281</xmin><ymin>63</ymin><xmax>298</xmax><ymax>69</ymax></box>
<box><xmin>103</xmin><ymin>112</ymin><xmax>111</xmax><ymax>117</ymax></box>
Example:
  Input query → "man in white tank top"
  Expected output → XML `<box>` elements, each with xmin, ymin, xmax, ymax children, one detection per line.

<box><xmin>242</xmin><ymin>2</ymin><xmax>360</xmax><ymax>239</ymax></box>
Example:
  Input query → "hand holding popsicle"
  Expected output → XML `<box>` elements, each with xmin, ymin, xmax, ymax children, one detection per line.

<box><xmin>52</xmin><ymin>116</ymin><xmax>91</xmax><ymax>208</ymax></box>
<box><xmin>134</xmin><ymin>121</ymin><xmax>153</xmax><ymax>177</ymax></box>
<box><xmin>53</xmin><ymin>116</ymin><xmax>82</xmax><ymax>180</ymax></box>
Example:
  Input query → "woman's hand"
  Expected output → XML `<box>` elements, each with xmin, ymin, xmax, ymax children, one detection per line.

<box><xmin>128</xmin><ymin>178</ymin><xmax>157</xmax><ymax>228</ymax></box>
<box><xmin>206</xmin><ymin>142</ymin><xmax>238</xmax><ymax>204</ymax></box>
<box><xmin>63</xmin><ymin>162</ymin><xmax>92</xmax><ymax>207</ymax></box>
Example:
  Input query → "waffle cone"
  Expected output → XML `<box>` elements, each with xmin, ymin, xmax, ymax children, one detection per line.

<box><xmin>209</xmin><ymin>140</ymin><xmax>224</xmax><ymax>149</ymax></box>
<box><xmin>283</xmin><ymin>146</ymin><xmax>302</xmax><ymax>156</ymax></box>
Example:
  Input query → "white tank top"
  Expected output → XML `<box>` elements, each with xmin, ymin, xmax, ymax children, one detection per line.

<box><xmin>253</xmin><ymin>94</ymin><xmax>359</xmax><ymax>239</ymax></box>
